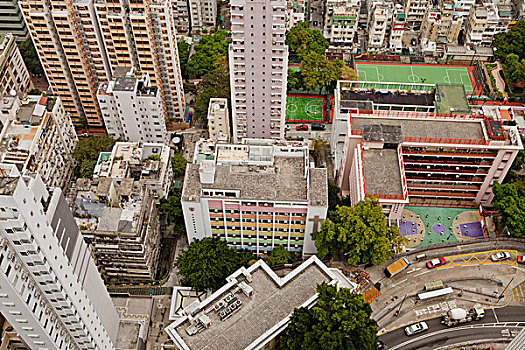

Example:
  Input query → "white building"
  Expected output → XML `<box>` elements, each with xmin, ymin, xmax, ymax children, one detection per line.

<box><xmin>0</xmin><ymin>164</ymin><xmax>119</xmax><ymax>350</ymax></box>
<box><xmin>181</xmin><ymin>139</ymin><xmax>328</xmax><ymax>257</ymax></box>
<box><xmin>0</xmin><ymin>33</ymin><xmax>32</xmax><ymax>96</ymax></box>
<box><xmin>165</xmin><ymin>256</ymin><xmax>357</xmax><ymax>349</ymax></box>
<box><xmin>465</xmin><ymin>3</ymin><xmax>512</xmax><ymax>47</ymax></box>
<box><xmin>367</xmin><ymin>1</ymin><xmax>393</xmax><ymax>52</ymax></box>
<box><xmin>189</xmin><ymin>0</ymin><xmax>217</xmax><ymax>32</ymax></box>
<box><xmin>207</xmin><ymin>98</ymin><xmax>230</xmax><ymax>141</ymax></box>
<box><xmin>229</xmin><ymin>0</ymin><xmax>288</xmax><ymax>142</ymax></box>
<box><xmin>324</xmin><ymin>0</ymin><xmax>361</xmax><ymax>47</ymax></box>
<box><xmin>285</xmin><ymin>0</ymin><xmax>307</xmax><ymax>29</ymax></box>
<box><xmin>389</xmin><ymin>4</ymin><xmax>406</xmax><ymax>53</ymax></box>
<box><xmin>97</xmin><ymin>69</ymin><xmax>168</xmax><ymax>144</ymax></box>
<box><xmin>0</xmin><ymin>94</ymin><xmax>78</xmax><ymax>190</ymax></box>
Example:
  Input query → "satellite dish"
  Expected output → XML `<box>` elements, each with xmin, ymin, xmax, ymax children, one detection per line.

<box><xmin>172</xmin><ymin>136</ymin><xmax>181</xmax><ymax>144</ymax></box>
<box><xmin>10</xmin><ymin>89</ymin><xmax>16</xmax><ymax>97</ymax></box>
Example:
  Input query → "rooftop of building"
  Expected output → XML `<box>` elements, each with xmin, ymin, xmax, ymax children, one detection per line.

<box><xmin>362</xmin><ymin>148</ymin><xmax>404</xmax><ymax>196</ymax></box>
<box><xmin>309</xmin><ymin>168</ymin><xmax>328</xmax><ymax>207</ymax></box>
<box><xmin>165</xmin><ymin>257</ymin><xmax>356</xmax><ymax>350</ymax></box>
<box><xmin>341</xmin><ymin>90</ymin><xmax>435</xmax><ymax>107</ymax></box>
<box><xmin>435</xmin><ymin>84</ymin><xmax>470</xmax><ymax>114</ymax></box>
<box><xmin>351</xmin><ymin>114</ymin><xmax>486</xmax><ymax>141</ymax></box>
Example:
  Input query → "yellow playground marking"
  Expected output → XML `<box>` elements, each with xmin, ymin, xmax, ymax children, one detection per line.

<box><xmin>437</xmin><ymin>250</ymin><xmax>518</xmax><ymax>269</ymax></box>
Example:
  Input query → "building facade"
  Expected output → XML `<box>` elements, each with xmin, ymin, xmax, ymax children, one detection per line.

<box><xmin>367</xmin><ymin>2</ymin><xmax>392</xmax><ymax>53</ymax></box>
<box><xmin>0</xmin><ymin>33</ymin><xmax>32</xmax><ymax>96</ymax></box>
<box><xmin>421</xmin><ymin>1</ymin><xmax>463</xmax><ymax>54</ymax></box>
<box><xmin>465</xmin><ymin>3</ymin><xmax>512</xmax><ymax>47</ymax></box>
<box><xmin>229</xmin><ymin>0</ymin><xmax>288</xmax><ymax>142</ymax></box>
<box><xmin>0</xmin><ymin>94</ymin><xmax>78</xmax><ymax>190</ymax></box>
<box><xmin>189</xmin><ymin>0</ymin><xmax>216</xmax><ymax>32</ymax></box>
<box><xmin>207</xmin><ymin>98</ymin><xmax>230</xmax><ymax>141</ymax></box>
<box><xmin>97</xmin><ymin>69</ymin><xmax>168</xmax><ymax>144</ymax></box>
<box><xmin>182</xmin><ymin>139</ymin><xmax>328</xmax><ymax>256</ymax></box>
<box><xmin>324</xmin><ymin>0</ymin><xmax>361</xmax><ymax>47</ymax></box>
<box><xmin>0</xmin><ymin>165</ymin><xmax>119</xmax><ymax>350</ymax></box>
<box><xmin>0</xmin><ymin>0</ymin><xmax>28</xmax><ymax>40</ymax></box>
<box><xmin>20</xmin><ymin>0</ymin><xmax>185</xmax><ymax>129</ymax></box>
<box><xmin>331</xmin><ymin>100</ymin><xmax>523</xmax><ymax>219</ymax></box>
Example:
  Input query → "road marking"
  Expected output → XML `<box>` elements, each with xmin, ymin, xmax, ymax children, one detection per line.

<box><xmin>438</xmin><ymin>250</ymin><xmax>518</xmax><ymax>269</ymax></box>
<box><xmin>392</xmin><ymin>278</ymin><xmax>408</xmax><ymax>288</ymax></box>
<box><xmin>520</xmin><ymin>285</ymin><xmax>524</xmax><ymax>301</ymax></box>
<box><xmin>415</xmin><ymin>270</ymin><xmax>431</xmax><ymax>277</ymax></box>
<box><xmin>511</xmin><ymin>287</ymin><xmax>515</xmax><ymax>301</ymax></box>
<box><xmin>492</xmin><ymin>308</ymin><xmax>499</xmax><ymax>323</ymax></box>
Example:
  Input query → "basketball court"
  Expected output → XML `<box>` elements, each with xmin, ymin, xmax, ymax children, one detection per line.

<box><xmin>355</xmin><ymin>62</ymin><xmax>478</xmax><ymax>94</ymax></box>
<box><xmin>286</xmin><ymin>94</ymin><xmax>326</xmax><ymax>123</ymax></box>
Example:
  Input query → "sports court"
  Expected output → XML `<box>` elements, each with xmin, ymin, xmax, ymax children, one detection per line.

<box><xmin>286</xmin><ymin>94</ymin><xmax>326</xmax><ymax>123</ymax></box>
<box><xmin>355</xmin><ymin>62</ymin><xmax>477</xmax><ymax>94</ymax></box>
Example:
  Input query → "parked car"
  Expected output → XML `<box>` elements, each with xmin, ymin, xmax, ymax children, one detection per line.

<box><xmin>296</xmin><ymin>124</ymin><xmax>308</xmax><ymax>131</ymax></box>
<box><xmin>311</xmin><ymin>123</ymin><xmax>326</xmax><ymax>131</ymax></box>
<box><xmin>426</xmin><ymin>257</ymin><xmax>446</xmax><ymax>269</ymax></box>
<box><xmin>405</xmin><ymin>322</ymin><xmax>428</xmax><ymax>336</ymax></box>
<box><xmin>518</xmin><ymin>256</ymin><xmax>525</xmax><ymax>264</ymax></box>
<box><xmin>491</xmin><ymin>251</ymin><xmax>510</xmax><ymax>261</ymax></box>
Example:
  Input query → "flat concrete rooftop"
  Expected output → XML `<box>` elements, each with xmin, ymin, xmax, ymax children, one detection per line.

<box><xmin>352</xmin><ymin>116</ymin><xmax>485</xmax><ymax>141</ymax></box>
<box><xmin>363</xmin><ymin>148</ymin><xmax>403</xmax><ymax>195</ymax></box>
<box><xmin>174</xmin><ymin>262</ymin><xmax>333</xmax><ymax>350</ymax></box>
<box><xmin>183</xmin><ymin>156</ymin><xmax>314</xmax><ymax>203</ymax></box>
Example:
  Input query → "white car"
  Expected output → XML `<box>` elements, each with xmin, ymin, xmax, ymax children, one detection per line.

<box><xmin>405</xmin><ymin>321</ymin><xmax>428</xmax><ymax>336</ymax></box>
<box><xmin>491</xmin><ymin>251</ymin><xmax>510</xmax><ymax>261</ymax></box>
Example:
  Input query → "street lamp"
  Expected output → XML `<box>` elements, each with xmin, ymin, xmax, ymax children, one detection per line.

<box><xmin>498</xmin><ymin>276</ymin><xmax>514</xmax><ymax>301</ymax></box>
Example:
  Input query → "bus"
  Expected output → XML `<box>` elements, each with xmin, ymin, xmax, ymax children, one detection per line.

<box><xmin>417</xmin><ymin>287</ymin><xmax>454</xmax><ymax>300</ymax></box>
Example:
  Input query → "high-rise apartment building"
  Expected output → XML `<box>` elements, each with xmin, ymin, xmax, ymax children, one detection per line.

<box><xmin>207</xmin><ymin>98</ymin><xmax>230</xmax><ymax>141</ymax></box>
<box><xmin>389</xmin><ymin>4</ymin><xmax>406</xmax><ymax>53</ymax></box>
<box><xmin>367</xmin><ymin>1</ymin><xmax>392</xmax><ymax>52</ymax></box>
<box><xmin>20</xmin><ymin>0</ymin><xmax>185</xmax><ymax>130</ymax></box>
<box><xmin>324</xmin><ymin>0</ymin><xmax>361</xmax><ymax>47</ymax></box>
<box><xmin>0</xmin><ymin>0</ymin><xmax>28</xmax><ymax>40</ymax></box>
<box><xmin>97</xmin><ymin>69</ymin><xmax>168</xmax><ymax>143</ymax></box>
<box><xmin>465</xmin><ymin>3</ymin><xmax>512</xmax><ymax>47</ymax></box>
<box><xmin>189</xmin><ymin>0</ymin><xmax>217</xmax><ymax>32</ymax></box>
<box><xmin>0</xmin><ymin>33</ymin><xmax>33</xmax><ymax>96</ymax></box>
<box><xmin>402</xmin><ymin>0</ymin><xmax>429</xmax><ymax>27</ymax></box>
<box><xmin>421</xmin><ymin>1</ymin><xmax>463</xmax><ymax>54</ymax></box>
<box><xmin>0</xmin><ymin>165</ymin><xmax>119</xmax><ymax>349</ymax></box>
<box><xmin>229</xmin><ymin>0</ymin><xmax>288</xmax><ymax>142</ymax></box>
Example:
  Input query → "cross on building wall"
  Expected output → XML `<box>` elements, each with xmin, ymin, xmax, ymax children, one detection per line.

<box><xmin>309</xmin><ymin>215</ymin><xmax>323</xmax><ymax>232</ymax></box>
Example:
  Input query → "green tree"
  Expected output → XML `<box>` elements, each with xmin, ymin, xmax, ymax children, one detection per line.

<box><xmin>282</xmin><ymin>283</ymin><xmax>378</xmax><ymax>350</ymax></box>
<box><xmin>72</xmin><ymin>136</ymin><xmax>116</xmax><ymax>178</ymax></box>
<box><xmin>285</xmin><ymin>22</ymin><xmax>328</xmax><ymax>62</ymax></box>
<box><xmin>186</xmin><ymin>30</ymin><xmax>231</xmax><ymax>78</ymax></box>
<box><xmin>267</xmin><ymin>245</ymin><xmax>293</xmax><ymax>266</ymax></box>
<box><xmin>312</xmin><ymin>195</ymin><xmax>405</xmax><ymax>265</ymax></box>
<box><xmin>175</xmin><ymin>238</ymin><xmax>254</xmax><ymax>291</ymax></box>
<box><xmin>158</xmin><ymin>186</ymin><xmax>185</xmax><ymax>236</ymax></box>
<box><xmin>172</xmin><ymin>152</ymin><xmax>188</xmax><ymax>178</ymax></box>
<box><xmin>300</xmin><ymin>53</ymin><xmax>345</xmax><ymax>94</ymax></box>
<box><xmin>493</xmin><ymin>19</ymin><xmax>525</xmax><ymax>61</ymax></box>
<box><xmin>492</xmin><ymin>182</ymin><xmax>525</xmax><ymax>237</ymax></box>
<box><xmin>287</xmin><ymin>68</ymin><xmax>304</xmax><ymax>91</ymax></box>
<box><xmin>194</xmin><ymin>55</ymin><xmax>230</xmax><ymax>120</ymax></box>
<box><xmin>177</xmin><ymin>40</ymin><xmax>191</xmax><ymax>79</ymax></box>
<box><xmin>18</xmin><ymin>38</ymin><xmax>44</xmax><ymax>76</ymax></box>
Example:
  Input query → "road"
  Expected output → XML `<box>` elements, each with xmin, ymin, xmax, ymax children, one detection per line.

<box><xmin>380</xmin><ymin>305</ymin><xmax>525</xmax><ymax>349</ymax></box>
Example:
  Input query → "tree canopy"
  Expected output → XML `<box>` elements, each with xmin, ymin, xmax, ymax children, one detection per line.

<box><xmin>194</xmin><ymin>55</ymin><xmax>230</xmax><ymax>120</ymax></box>
<box><xmin>312</xmin><ymin>195</ymin><xmax>405</xmax><ymax>265</ymax></box>
<box><xmin>267</xmin><ymin>245</ymin><xmax>293</xmax><ymax>266</ymax></box>
<box><xmin>493</xmin><ymin>19</ymin><xmax>525</xmax><ymax>62</ymax></box>
<box><xmin>18</xmin><ymin>38</ymin><xmax>44</xmax><ymax>76</ymax></box>
<box><xmin>281</xmin><ymin>283</ymin><xmax>378</xmax><ymax>350</ymax></box>
<box><xmin>172</xmin><ymin>152</ymin><xmax>187</xmax><ymax>178</ymax></box>
<box><xmin>186</xmin><ymin>30</ymin><xmax>231</xmax><ymax>78</ymax></box>
<box><xmin>177</xmin><ymin>40</ymin><xmax>191</xmax><ymax>79</ymax></box>
<box><xmin>504</xmin><ymin>54</ymin><xmax>525</xmax><ymax>85</ymax></box>
<box><xmin>299</xmin><ymin>53</ymin><xmax>355</xmax><ymax>94</ymax></box>
<box><xmin>158</xmin><ymin>186</ymin><xmax>185</xmax><ymax>236</ymax></box>
<box><xmin>175</xmin><ymin>238</ymin><xmax>254</xmax><ymax>291</ymax></box>
<box><xmin>72</xmin><ymin>136</ymin><xmax>116</xmax><ymax>178</ymax></box>
<box><xmin>492</xmin><ymin>182</ymin><xmax>525</xmax><ymax>237</ymax></box>
<box><xmin>285</xmin><ymin>22</ymin><xmax>328</xmax><ymax>62</ymax></box>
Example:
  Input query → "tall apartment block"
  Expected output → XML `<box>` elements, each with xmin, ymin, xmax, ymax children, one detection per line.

<box><xmin>331</xmin><ymin>83</ymin><xmax>523</xmax><ymax>220</ymax></box>
<box><xmin>174</xmin><ymin>0</ymin><xmax>190</xmax><ymax>34</ymax></box>
<box><xmin>0</xmin><ymin>165</ymin><xmax>119</xmax><ymax>349</ymax></box>
<box><xmin>324</xmin><ymin>0</ymin><xmax>361</xmax><ymax>47</ymax></box>
<box><xmin>0</xmin><ymin>0</ymin><xmax>28</xmax><ymax>40</ymax></box>
<box><xmin>97</xmin><ymin>69</ymin><xmax>168</xmax><ymax>144</ymax></box>
<box><xmin>285</xmin><ymin>0</ymin><xmax>307</xmax><ymax>29</ymax></box>
<box><xmin>367</xmin><ymin>1</ymin><xmax>392</xmax><ymax>53</ymax></box>
<box><xmin>0</xmin><ymin>94</ymin><xmax>78</xmax><ymax>190</ymax></box>
<box><xmin>389</xmin><ymin>4</ymin><xmax>406</xmax><ymax>53</ymax></box>
<box><xmin>421</xmin><ymin>1</ymin><xmax>463</xmax><ymax>54</ymax></box>
<box><xmin>207</xmin><ymin>98</ymin><xmax>230</xmax><ymax>141</ymax></box>
<box><xmin>189</xmin><ymin>0</ymin><xmax>217</xmax><ymax>32</ymax></box>
<box><xmin>465</xmin><ymin>3</ymin><xmax>512</xmax><ymax>47</ymax></box>
<box><xmin>229</xmin><ymin>0</ymin><xmax>288</xmax><ymax>142</ymax></box>
<box><xmin>182</xmin><ymin>139</ymin><xmax>328</xmax><ymax>256</ymax></box>
<box><xmin>0</xmin><ymin>33</ymin><xmax>33</xmax><ymax>96</ymax></box>
<box><xmin>20</xmin><ymin>0</ymin><xmax>185</xmax><ymax>130</ymax></box>
<box><xmin>402</xmin><ymin>0</ymin><xmax>429</xmax><ymax>27</ymax></box>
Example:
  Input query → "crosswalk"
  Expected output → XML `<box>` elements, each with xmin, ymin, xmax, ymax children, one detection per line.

<box><xmin>510</xmin><ymin>284</ymin><xmax>525</xmax><ymax>303</ymax></box>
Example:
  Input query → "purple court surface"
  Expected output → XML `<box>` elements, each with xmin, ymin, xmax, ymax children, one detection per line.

<box><xmin>460</xmin><ymin>222</ymin><xmax>484</xmax><ymax>238</ymax></box>
<box><xmin>400</xmin><ymin>221</ymin><xmax>418</xmax><ymax>236</ymax></box>
<box><xmin>432</xmin><ymin>223</ymin><xmax>446</xmax><ymax>235</ymax></box>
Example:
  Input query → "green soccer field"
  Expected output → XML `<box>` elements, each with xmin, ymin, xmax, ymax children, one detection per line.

<box><xmin>355</xmin><ymin>63</ymin><xmax>474</xmax><ymax>93</ymax></box>
<box><xmin>286</xmin><ymin>96</ymin><xmax>324</xmax><ymax>122</ymax></box>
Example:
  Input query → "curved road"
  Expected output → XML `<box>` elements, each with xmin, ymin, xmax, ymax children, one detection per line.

<box><xmin>379</xmin><ymin>305</ymin><xmax>525</xmax><ymax>349</ymax></box>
